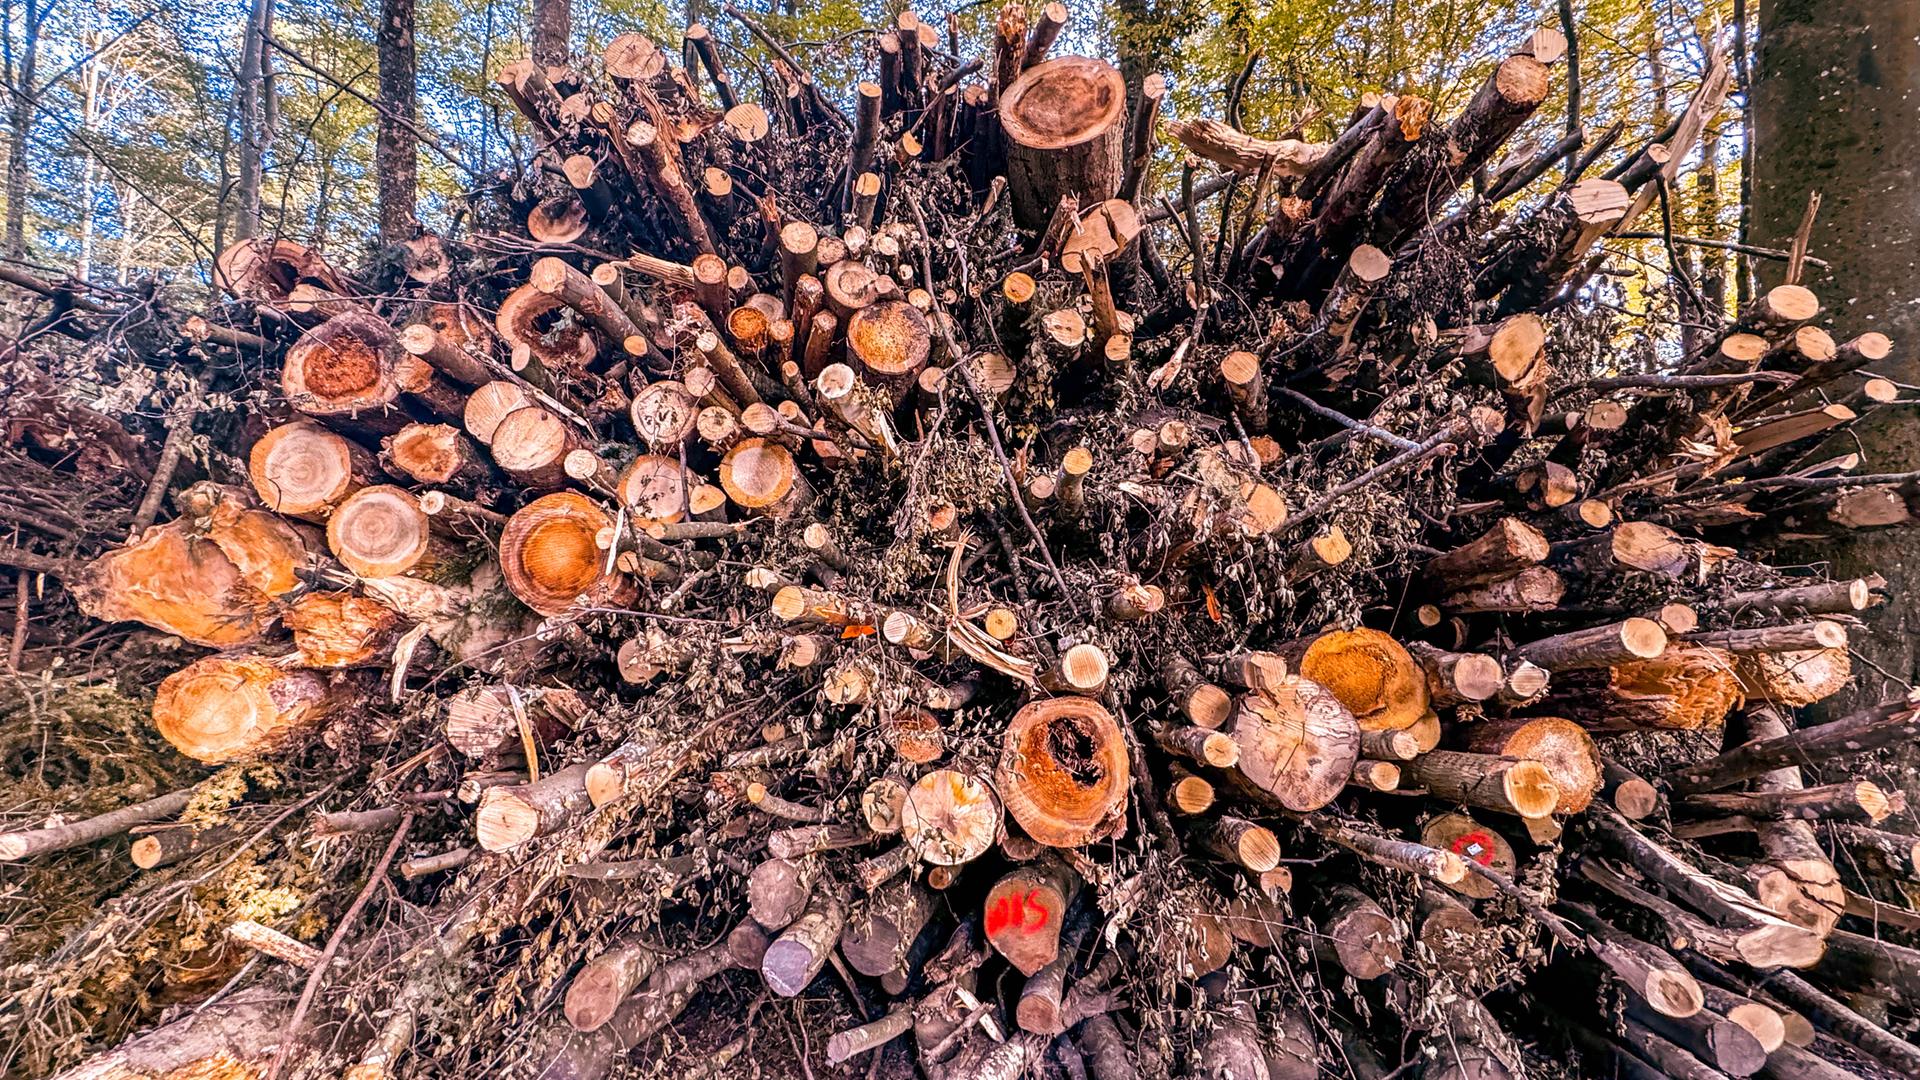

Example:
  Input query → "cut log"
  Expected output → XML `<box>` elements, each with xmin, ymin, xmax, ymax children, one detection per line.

<box><xmin>997</xmin><ymin>696</ymin><xmax>1129</xmax><ymax>847</ymax></box>
<box><xmin>1589</xmin><ymin>809</ymin><xmax>1825</xmax><ymax>969</ymax></box>
<box><xmin>283</xmin><ymin>311</ymin><xmax>448</xmax><ymax>426</ymax></box>
<box><xmin>1000</xmin><ymin>57</ymin><xmax>1127</xmax><ymax>228</ymax></box>
<box><xmin>763</xmin><ymin>883</ymin><xmax>849</xmax><ymax>996</ymax></box>
<box><xmin>1401</xmin><ymin>751</ymin><xmax>1559</xmax><ymax>820</ymax></box>
<box><xmin>1669</xmin><ymin>693</ymin><xmax>1920</xmax><ymax>794</ymax></box>
<box><xmin>1407</xmin><ymin>642</ymin><xmax>1505</xmax><ymax>706</ymax></box>
<box><xmin>565</xmin><ymin>933</ymin><xmax>663</xmax><ymax>1032</ymax></box>
<box><xmin>1685</xmin><ymin>781</ymin><xmax>1897</xmax><ymax>825</ymax></box>
<box><xmin>499</xmin><ymin>491</ymin><xmax>631</xmax><ymax>617</ymax></box>
<box><xmin>1422</xmin><ymin>518</ymin><xmax>1549</xmax><ymax>590</ymax></box>
<box><xmin>1444</xmin><ymin>565</ymin><xmax>1567</xmax><ymax>613</ymax></box>
<box><xmin>1227</xmin><ymin>671</ymin><xmax>1362</xmax><ymax>812</ymax></box>
<box><xmin>1285</xmin><ymin>627</ymin><xmax>1430</xmax><ymax>731</ymax></box>
<box><xmin>1562</xmin><ymin>902</ymin><xmax>1705</xmax><ymax>1019</ymax></box>
<box><xmin>985</xmin><ymin>856</ymin><xmax>1080</xmax><ymax>976</ymax></box>
<box><xmin>842</xmin><ymin>876</ymin><xmax>933</xmax><ymax>977</ymax></box>
<box><xmin>248</xmin><ymin>421</ymin><xmax>374</xmax><ymax>519</ymax></box>
<box><xmin>327</xmin><ymin>485</ymin><xmax>449</xmax><ymax>579</ymax></box>
<box><xmin>1510</xmin><ymin>617</ymin><xmax>1667</xmax><ymax>671</ymax></box>
<box><xmin>475</xmin><ymin>762</ymin><xmax>594</xmax><ymax>851</ymax></box>
<box><xmin>901</xmin><ymin>768</ymin><xmax>1001</xmax><ymax>865</ymax></box>
<box><xmin>490</xmin><ymin>405</ymin><xmax>584</xmax><ymax>489</ymax></box>
<box><xmin>1315</xmin><ymin>885</ymin><xmax>1401</xmax><ymax>980</ymax></box>
<box><xmin>1458</xmin><ymin>716</ymin><xmax>1599</xmax><ymax>814</ymax></box>
<box><xmin>1420</xmin><ymin>813</ymin><xmax>1516</xmax><ymax>900</ymax></box>
<box><xmin>719</xmin><ymin>437</ymin><xmax>814</xmax><ymax>516</ymax></box>
<box><xmin>153</xmin><ymin>657</ymin><xmax>358</xmax><ymax>763</ymax></box>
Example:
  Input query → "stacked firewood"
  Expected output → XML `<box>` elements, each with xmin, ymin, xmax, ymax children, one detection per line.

<box><xmin>6</xmin><ymin>5</ymin><xmax>1920</xmax><ymax>1079</ymax></box>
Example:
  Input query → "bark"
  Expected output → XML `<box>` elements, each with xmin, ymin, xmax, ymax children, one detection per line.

<box><xmin>532</xmin><ymin>0</ymin><xmax>570</xmax><ymax>68</ymax></box>
<box><xmin>227</xmin><ymin>0</ymin><xmax>274</xmax><ymax>243</ymax></box>
<box><xmin>376</xmin><ymin>0</ymin><xmax>418</xmax><ymax>246</ymax></box>
<box><xmin>1753</xmin><ymin>0</ymin><xmax>1920</xmax><ymax>714</ymax></box>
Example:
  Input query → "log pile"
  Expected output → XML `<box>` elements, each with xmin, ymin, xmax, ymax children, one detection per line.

<box><xmin>5</xmin><ymin>6</ymin><xmax>1920</xmax><ymax>1079</ymax></box>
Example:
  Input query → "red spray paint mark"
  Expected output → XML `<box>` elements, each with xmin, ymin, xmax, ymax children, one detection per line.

<box><xmin>986</xmin><ymin>887</ymin><xmax>1050</xmax><ymax>937</ymax></box>
<box><xmin>1450</xmin><ymin>831</ymin><xmax>1498</xmax><ymax>866</ymax></box>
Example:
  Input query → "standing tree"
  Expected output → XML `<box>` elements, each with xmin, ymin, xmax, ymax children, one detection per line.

<box><xmin>376</xmin><ymin>0</ymin><xmax>417</xmax><ymax>246</ymax></box>
<box><xmin>1752</xmin><ymin>1</ymin><xmax>1920</xmax><ymax>704</ymax></box>
<box><xmin>532</xmin><ymin>0</ymin><xmax>568</xmax><ymax>68</ymax></box>
<box><xmin>232</xmin><ymin>0</ymin><xmax>273</xmax><ymax>242</ymax></box>
<box><xmin>2</xmin><ymin>0</ymin><xmax>51</xmax><ymax>258</ymax></box>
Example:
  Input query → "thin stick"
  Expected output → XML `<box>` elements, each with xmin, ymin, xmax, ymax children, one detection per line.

<box><xmin>264</xmin><ymin>813</ymin><xmax>414</xmax><ymax>1080</ymax></box>
<box><xmin>1288</xmin><ymin>419</ymin><xmax>1471</xmax><ymax>528</ymax></box>
<box><xmin>130</xmin><ymin>379</ymin><xmax>200</xmax><ymax>536</ymax></box>
<box><xmin>8</xmin><ymin>571</ymin><xmax>25</xmax><ymax>672</ymax></box>
<box><xmin>1575</xmin><ymin>371</ymin><xmax>1794</xmax><ymax>392</ymax></box>
<box><xmin>1611</xmin><ymin>232</ymin><xmax>1828</xmax><ymax>268</ymax></box>
<box><xmin>1785</xmin><ymin>190</ymin><xmax>1821</xmax><ymax>286</ymax></box>
<box><xmin>1274</xmin><ymin>385</ymin><xmax>1419</xmax><ymax>451</ymax></box>
<box><xmin>723</xmin><ymin>5</ymin><xmax>851</xmax><ymax>129</ymax></box>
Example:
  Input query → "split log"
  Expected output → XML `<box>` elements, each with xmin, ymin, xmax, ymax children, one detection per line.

<box><xmin>65</xmin><ymin>519</ymin><xmax>286</xmax><ymax>648</ymax></box>
<box><xmin>381</xmin><ymin>423</ymin><xmax>488</xmax><ymax>488</ymax></box>
<box><xmin>443</xmin><ymin>684</ymin><xmax>586</xmax><ymax>759</ymax></box>
<box><xmin>1552</xmin><ymin>646</ymin><xmax>1744</xmax><ymax>732</ymax></box>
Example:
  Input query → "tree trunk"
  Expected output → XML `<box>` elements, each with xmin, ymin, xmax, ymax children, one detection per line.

<box><xmin>231</xmin><ymin>0</ymin><xmax>272</xmax><ymax>242</ymax></box>
<box><xmin>376</xmin><ymin>0</ymin><xmax>418</xmax><ymax>246</ymax></box>
<box><xmin>4</xmin><ymin>0</ymin><xmax>46</xmax><ymax>259</ymax></box>
<box><xmin>1753</xmin><ymin>0</ymin><xmax>1920</xmax><ymax>711</ymax></box>
<box><xmin>532</xmin><ymin>0</ymin><xmax>570</xmax><ymax>68</ymax></box>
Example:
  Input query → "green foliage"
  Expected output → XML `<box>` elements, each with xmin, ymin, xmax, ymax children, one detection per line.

<box><xmin>0</xmin><ymin>0</ymin><xmax>1746</xmax><ymax>314</ymax></box>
